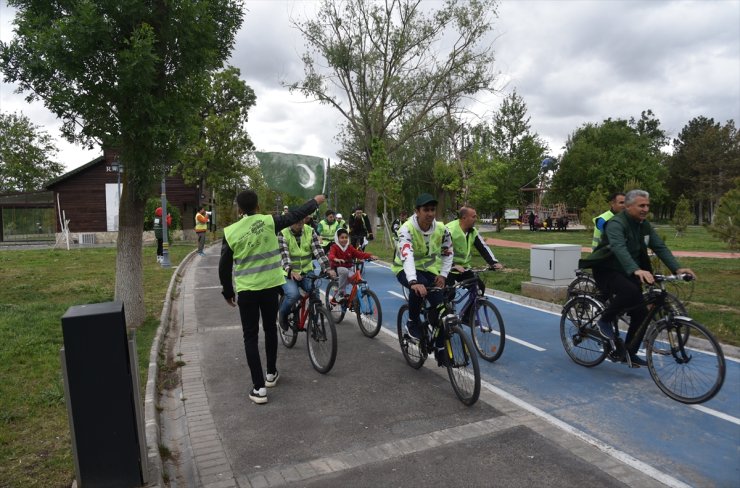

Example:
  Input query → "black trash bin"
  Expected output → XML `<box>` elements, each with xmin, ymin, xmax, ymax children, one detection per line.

<box><xmin>61</xmin><ymin>301</ymin><xmax>145</xmax><ymax>488</ymax></box>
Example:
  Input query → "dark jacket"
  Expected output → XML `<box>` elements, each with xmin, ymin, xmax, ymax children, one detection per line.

<box><xmin>579</xmin><ymin>211</ymin><xmax>681</xmax><ymax>277</ymax></box>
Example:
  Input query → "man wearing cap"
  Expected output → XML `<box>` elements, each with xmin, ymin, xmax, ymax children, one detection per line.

<box><xmin>335</xmin><ymin>212</ymin><xmax>346</xmax><ymax>229</ymax></box>
<box><xmin>391</xmin><ymin>193</ymin><xmax>453</xmax><ymax>365</ymax></box>
<box><xmin>317</xmin><ymin>210</ymin><xmax>341</xmax><ymax>254</ymax></box>
<box><xmin>282</xmin><ymin>205</ymin><xmax>289</xmax><ymax>215</ymax></box>
<box><xmin>219</xmin><ymin>191</ymin><xmax>326</xmax><ymax>405</ymax></box>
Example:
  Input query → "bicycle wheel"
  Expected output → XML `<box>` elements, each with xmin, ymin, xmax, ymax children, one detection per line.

<box><xmin>401</xmin><ymin>284</ymin><xmax>409</xmax><ymax>301</ymax></box>
<box><xmin>567</xmin><ymin>274</ymin><xmax>599</xmax><ymax>298</ymax></box>
<box><xmin>306</xmin><ymin>306</ymin><xmax>337</xmax><ymax>374</ymax></box>
<box><xmin>560</xmin><ymin>296</ymin><xmax>607</xmax><ymax>367</ymax></box>
<box><xmin>396</xmin><ymin>304</ymin><xmax>426</xmax><ymax>369</ymax></box>
<box><xmin>324</xmin><ymin>280</ymin><xmax>346</xmax><ymax>324</ymax></box>
<box><xmin>355</xmin><ymin>288</ymin><xmax>382</xmax><ymax>337</ymax></box>
<box><xmin>446</xmin><ymin>324</ymin><xmax>481</xmax><ymax>406</ymax></box>
<box><xmin>278</xmin><ymin>296</ymin><xmax>298</xmax><ymax>348</ymax></box>
<box><xmin>646</xmin><ymin>318</ymin><xmax>726</xmax><ymax>404</ymax></box>
<box><xmin>469</xmin><ymin>300</ymin><xmax>505</xmax><ymax>362</ymax></box>
<box><xmin>644</xmin><ymin>292</ymin><xmax>689</xmax><ymax>354</ymax></box>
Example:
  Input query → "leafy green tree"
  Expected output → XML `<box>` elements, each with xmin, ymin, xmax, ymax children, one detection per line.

<box><xmin>706</xmin><ymin>179</ymin><xmax>740</xmax><ymax>252</ymax></box>
<box><xmin>290</xmin><ymin>0</ymin><xmax>499</xmax><ymax>231</ymax></box>
<box><xmin>1</xmin><ymin>0</ymin><xmax>244</xmax><ymax>326</ymax></box>
<box><xmin>549</xmin><ymin>117</ymin><xmax>667</xmax><ymax>210</ymax></box>
<box><xmin>175</xmin><ymin>66</ymin><xmax>257</xmax><ymax>201</ymax></box>
<box><xmin>0</xmin><ymin>111</ymin><xmax>63</xmax><ymax>192</ymax></box>
<box><xmin>667</xmin><ymin>116</ymin><xmax>739</xmax><ymax>224</ymax></box>
<box><xmin>672</xmin><ymin>195</ymin><xmax>693</xmax><ymax>237</ymax></box>
<box><xmin>581</xmin><ymin>184</ymin><xmax>607</xmax><ymax>232</ymax></box>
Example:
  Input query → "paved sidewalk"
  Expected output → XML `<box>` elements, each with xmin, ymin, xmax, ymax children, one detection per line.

<box><xmin>153</xmin><ymin>246</ymin><xmax>679</xmax><ymax>488</ymax></box>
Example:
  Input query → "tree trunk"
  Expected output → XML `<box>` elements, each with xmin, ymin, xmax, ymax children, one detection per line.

<box><xmin>364</xmin><ymin>186</ymin><xmax>379</xmax><ymax>235</ymax></box>
<box><xmin>115</xmin><ymin>176</ymin><xmax>147</xmax><ymax>328</ymax></box>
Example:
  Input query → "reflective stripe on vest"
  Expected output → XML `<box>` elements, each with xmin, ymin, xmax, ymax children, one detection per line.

<box><xmin>592</xmin><ymin>210</ymin><xmax>614</xmax><ymax>249</ymax></box>
<box><xmin>224</xmin><ymin>214</ymin><xmax>284</xmax><ymax>291</ymax></box>
<box><xmin>318</xmin><ymin>220</ymin><xmax>339</xmax><ymax>246</ymax></box>
<box><xmin>281</xmin><ymin>225</ymin><xmax>315</xmax><ymax>274</ymax></box>
<box><xmin>391</xmin><ymin>221</ymin><xmax>445</xmax><ymax>275</ymax></box>
<box><xmin>446</xmin><ymin>219</ymin><xmax>477</xmax><ymax>268</ymax></box>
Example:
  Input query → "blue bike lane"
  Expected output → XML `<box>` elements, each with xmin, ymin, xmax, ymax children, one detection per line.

<box><xmin>361</xmin><ymin>261</ymin><xmax>740</xmax><ymax>488</ymax></box>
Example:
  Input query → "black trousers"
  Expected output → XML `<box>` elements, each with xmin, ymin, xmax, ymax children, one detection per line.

<box><xmin>236</xmin><ymin>286</ymin><xmax>281</xmax><ymax>389</ymax></box>
<box><xmin>593</xmin><ymin>268</ymin><xmax>648</xmax><ymax>355</ymax></box>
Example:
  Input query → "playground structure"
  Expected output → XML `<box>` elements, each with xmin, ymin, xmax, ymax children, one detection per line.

<box><xmin>524</xmin><ymin>202</ymin><xmax>581</xmax><ymax>227</ymax></box>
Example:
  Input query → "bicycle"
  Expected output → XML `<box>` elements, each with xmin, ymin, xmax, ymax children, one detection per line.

<box><xmin>560</xmin><ymin>274</ymin><xmax>726</xmax><ymax>404</ymax></box>
<box><xmin>279</xmin><ymin>272</ymin><xmax>337</xmax><ymax>374</ymax></box>
<box><xmin>447</xmin><ymin>267</ymin><xmax>505</xmax><ymax>362</ymax></box>
<box><xmin>396</xmin><ymin>283</ymin><xmax>481</xmax><ymax>405</ymax></box>
<box><xmin>324</xmin><ymin>259</ymin><xmax>383</xmax><ymax>338</ymax></box>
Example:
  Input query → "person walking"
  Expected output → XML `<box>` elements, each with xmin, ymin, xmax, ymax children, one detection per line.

<box><xmin>153</xmin><ymin>206</ymin><xmax>172</xmax><ymax>264</ymax></box>
<box><xmin>219</xmin><ymin>191</ymin><xmax>326</xmax><ymax>404</ymax></box>
<box><xmin>195</xmin><ymin>207</ymin><xmax>210</xmax><ymax>256</ymax></box>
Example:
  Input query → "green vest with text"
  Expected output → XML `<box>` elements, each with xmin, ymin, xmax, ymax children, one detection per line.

<box><xmin>318</xmin><ymin>219</ymin><xmax>340</xmax><ymax>246</ymax></box>
<box><xmin>391</xmin><ymin>221</ymin><xmax>445</xmax><ymax>275</ymax></box>
<box><xmin>281</xmin><ymin>225</ymin><xmax>315</xmax><ymax>274</ymax></box>
<box><xmin>591</xmin><ymin>209</ymin><xmax>614</xmax><ymax>249</ymax></box>
<box><xmin>224</xmin><ymin>214</ymin><xmax>284</xmax><ymax>292</ymax></box>
<box><xmin>446</xmin><ymin>219</ymin><xmax>478</xmax><ymax>268</ymax></box>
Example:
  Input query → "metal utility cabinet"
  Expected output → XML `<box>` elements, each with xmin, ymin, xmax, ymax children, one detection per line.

<box><xmin>530</xmin><ymin>244</ymin><xmax>581</xmax><ymax>285</ymax></box>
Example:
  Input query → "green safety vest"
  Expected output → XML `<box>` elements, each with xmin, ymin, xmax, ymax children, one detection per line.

<box><xmin>318</xmin><ymin>219</ymin><xmax>340</xmax><ymax>246</ymax></box>
<box><xmin>223</xmin><ymin>214</ymin><xmax>284</xmax><ymax>292</ymax></box>
<box><xmin>391</xmin><ymin>221</ymin><xmax>445</xmax><ymax>275</ymax></box>
<box><xmin>446</xmin><ymin>219</ymin><xmax>478</xmax><ymax>268</ymax></box>
<box><xmin>281</xmin><ymin>225</ymin><xmax>315</xmax><ymax>274</ymax></box>
<box><xmin>592</xmin><ymin>209</ymin><xmax>614</xmax><ymax>249</ymax></box>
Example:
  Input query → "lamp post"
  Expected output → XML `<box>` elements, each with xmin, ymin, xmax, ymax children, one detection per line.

<box><xmin>160</xmin><ymin>173</ymin><xmax>171</xmax><ymax>268</ymax></box>
<box><xmin>110</xmin><ymin>159</ymin><xmax>124</xmax><ymax>231</ymax></box>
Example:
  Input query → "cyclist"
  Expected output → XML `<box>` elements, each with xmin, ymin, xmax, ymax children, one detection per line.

<box><xmin>348</xmin><ymin>207</ymin><xmax>374</xmax><ymax>249</ymax></box>
<box><xmin>445</xmin><ymin>206</ymin><xmax>503</xmax><ymax>312</ymax></box>
<box><xmin>278</xmin><ymin>213</ymin><xmax>336</xmax><ymax>331</ymax></box>
<box><xmin>392</xmin><ymin>193</ymin><xmax>453</xmax><ymax>365</ymax></box>
<box><xmin>328</xmin><ymin>228</ymin><xmax>378</xmax><ymax>303</ymax></box>
<box><xmin>580</xmin><ymin>189</ymin><xmax>696</xmax><ymax>367</ymax></box>
<box><xmin>592</xmin><ymin>192</ymin><xmax>625</xmax><ymax>250</ymax></box>
<box><xmin>219</xmin><ymin>191</ymin><xmax>325</xmax><ymax>405</ymax></box>
<box><xmin>391</xmin><ymin>210</ymin><xmax>409</xmax><ymax>239</ymax></box>
<box><xmin>317</xmin><ymin>209</ymin><xmax>341</xmax><ymax>255</ymax></box>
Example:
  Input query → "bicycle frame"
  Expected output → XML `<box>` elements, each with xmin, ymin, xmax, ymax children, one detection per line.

<box><xmin>291</xmin><ymin>275</ymin><xmax>324</xmax><ymax>331</ymax></box>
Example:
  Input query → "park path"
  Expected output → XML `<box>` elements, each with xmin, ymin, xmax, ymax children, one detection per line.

<box><xmin>484</xmin><ymin>237</ymin><xmax>738</xmax><ymax>259</ymax></box>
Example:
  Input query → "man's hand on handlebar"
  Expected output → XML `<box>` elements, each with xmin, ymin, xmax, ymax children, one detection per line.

<box><xmin>676</xmin><ymin>268</ymin><xmax>697</xmax><ymax>281</ymax></box>
<box><xmin>290</xmin><ymin>270</ymin><xmax>303</xmax><ymax>281</ymax></box>
<box><xmin>634</xmin><ymin>269</ymin><xmax>654</xmax><ymax>285</ymax></box>
<box><xmin>489</xmin><ymin>262</ymin><xmax>503</xmax><ymax>270</ymax></box>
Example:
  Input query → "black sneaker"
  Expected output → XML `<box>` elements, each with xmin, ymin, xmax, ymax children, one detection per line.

<box><xmin>279</xmin><ymin>313</ymin><xmax>289</xmax><ymax>331</ymax></box>
<box><xmin>249</xmin><ymin>387</ymin><xmax>267</xmax><ymax>404</ymax></box>
<box><xmin>629</xmin><ymin>354</ymin><xmax>648</xmax><ymax>367</ymax></box>
<box><xmin>435</xmin><ymin>348</ymin><xmax>449</xmax><ymax>367</ymax></box>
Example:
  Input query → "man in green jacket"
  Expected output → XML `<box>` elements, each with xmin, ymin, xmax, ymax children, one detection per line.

<box><xmin>586</xmin><ymin>189</ymin><xmax>695</xmax><ymax>366</ymax></box>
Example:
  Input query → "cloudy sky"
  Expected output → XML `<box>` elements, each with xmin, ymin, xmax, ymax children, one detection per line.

<box><xmin>1</xmin><ymin>0</ymin><xmax>738</xmax><ymax>171</ymax></box>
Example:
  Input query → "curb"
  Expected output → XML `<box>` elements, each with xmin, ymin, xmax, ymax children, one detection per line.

<box><xmin>144</xmin><ymin>249</ymin><xmax>199</xmax><ymax>487</ymax></box>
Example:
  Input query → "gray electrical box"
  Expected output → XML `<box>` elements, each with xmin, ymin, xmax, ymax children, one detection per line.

<box><xmin>530</xmin><ymin>244</ymin><xmax>581</xmax><ymax>285</ymax></box>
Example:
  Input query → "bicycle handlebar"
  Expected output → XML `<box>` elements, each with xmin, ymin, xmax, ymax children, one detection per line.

<box><xmin>654</xmin><ymin>274</ymin><xmax>694</xmax><ymax>283</ymax></box>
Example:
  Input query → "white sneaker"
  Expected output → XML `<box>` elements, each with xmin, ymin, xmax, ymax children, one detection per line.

<box><xmin>156</xmin><ymin>255</ymin><xmax>163</xmax><ymax>263</ymax></box>
<box><xmin>249</xmin><ymin>387</ymin><xmax>267</xmax><ymax>404</ymax></box>
<box><xmin>265</xmin><ymin>371</ymin><xmax>279</xmax><ymax>388</ymax></box>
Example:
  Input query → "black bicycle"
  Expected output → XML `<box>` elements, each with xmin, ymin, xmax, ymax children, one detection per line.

<box><xmin>396</xmin><ymin>283</ymin><xmax>481</xmax><ymax>406</ymax></box>
<box><xmin>560</xmin><ymin>274</ymin><xmax>725</xmax><ymax>404</ymax></box>
<box><xmin>278</xmin><ymin>272</ymin><xmax>337</xmax><ymax>374</ymax></box>
<box><xmin>447</xmin><ymin>267</ymin><xmax>505</xmax><ymax>362</ymax></box>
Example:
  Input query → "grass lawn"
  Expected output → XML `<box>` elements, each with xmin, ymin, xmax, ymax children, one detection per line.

<box><xmin>0</xmin><ymin>243</ymin><xmax>193</xmax><ymax>488</ymax></box>
<box><xmin>365</xmin><ymin>226</ymin><xmax>739</xmax><ymax>346</ymax></box>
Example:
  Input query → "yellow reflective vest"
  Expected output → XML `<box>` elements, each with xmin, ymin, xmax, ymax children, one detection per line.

<box><xmin>317</xmin><ymin>219</ymin><xmax>340</xmax><ymax>246</ymax></box>
<box><xmin>446</xmin><ymin>219</ymin><xmax>478</xmax><ymax>268</ymax></box>
<box><xmin>281</xmin><ymin>225</ymin><xmax>315</xmax><ymax>274</ymax></box>
<box><xmin>391</xmin><ymin>221</ymin><xmax>445</xmax><ymax>275</ymax></box>
<box><xmin>592</xmin><ymin>210</ymin><xmax>614</xmax><ymax>249</ymax></box>
<box><xmin>223</xmin><ymin>214</ymin><xmax>284</xmax><ymax>292</ymax></box>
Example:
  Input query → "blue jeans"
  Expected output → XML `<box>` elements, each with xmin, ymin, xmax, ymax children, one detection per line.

<box><xmin>279</xmin><ymin>275</ymin><xmax>313</xmax><ymax>318</ymax></box>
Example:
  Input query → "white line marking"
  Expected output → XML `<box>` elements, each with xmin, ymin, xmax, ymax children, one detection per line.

<box><xmin>479</xmin><ymin>379</ymin><xmax>694</xmax><ymax>488</ymax></box>
<box><xmin>486</xmin><ymin>293</ymin><xmax>562</xmax><ymax>316</ymax></box>
<box><xmin>690</xmin><ymin>405</ymin><xmax>740</xmax><ymax>426</ymax></box>
<box><xmin>194</xmin><ymin>285</ymin><xmax>222</xmax><ymax>290</ymax></box>
<box><xmin>388</xmin><ymin>291</ymin><xmax>405</xmax><ymax>299</ymax></box>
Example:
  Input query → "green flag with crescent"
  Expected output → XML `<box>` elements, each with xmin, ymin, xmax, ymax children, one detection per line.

<box><xmin>254</xmin><ymin>151</ymin><xmax>327</xmax><ymax>199</ymax></box>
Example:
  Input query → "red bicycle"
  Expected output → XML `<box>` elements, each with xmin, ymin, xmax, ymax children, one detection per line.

<box><xmin>324</xmin><ymin>259</ymin><xmax>382</xmax><ymax>338</ymax></box>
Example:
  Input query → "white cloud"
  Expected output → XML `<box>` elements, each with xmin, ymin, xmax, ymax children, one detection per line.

<box><xmin>1</xmin><ymin>0</ymin><xmax>738</xmax><ymax>169</ymax></box>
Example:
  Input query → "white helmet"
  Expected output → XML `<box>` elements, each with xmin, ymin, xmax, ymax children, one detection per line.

<box><xmin>336</xmin><ymin>213</ymin><xmax>343</xmax><ymax>219</ymax></box>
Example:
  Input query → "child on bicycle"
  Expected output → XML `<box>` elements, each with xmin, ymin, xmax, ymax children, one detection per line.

<box><xmin>328</xmin><ymin>228</ymin><xmax>378</xmax><ymax>303</ymax></box>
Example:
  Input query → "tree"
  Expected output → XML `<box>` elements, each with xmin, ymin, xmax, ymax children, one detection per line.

<box><xmin>0</xmin><ymin>111</ymin><xmax>63</xmax><ymax>192</ymax></box>
<box><xmin>667</xmin><ymin>117</ymin><xmax>740</xmax><ymax>224</ymax></box>
<box><xmin>581</xmin><ymin>184</ymin><xmax>608</xmax><ymax>232</ymax></box>
<box><xmin>1</xmin><ymin>0</ymin><xmax>244</xmax><ymax>326</ymax></box>
<box><xmin>706</xmin><ymin>179</ymin><xmax>740</xmax><ymax>252</ymax></box>
<box><xmin>549</xmin><ymin>116</ymin><xmax>668</xmax><ymax>210</ymax></box>
<box><xmin>290</xmin><ymin>0</ymin><xmax>499</xmax><ymax>231</ymax></box>
<box><xmin>672</xmin><ymin>195</ymin><xmax>692</xmax><ymax>237</ymax></box>
<box><xmin>175</xmin><ymin>66</ymin><xmax>257</xmax><ymax>201</ymax></box>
